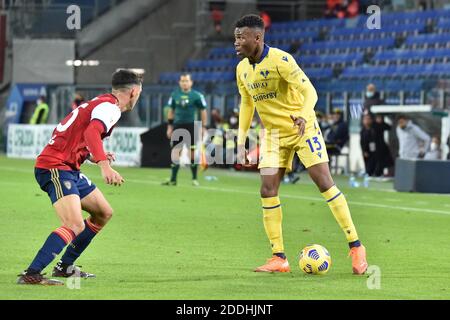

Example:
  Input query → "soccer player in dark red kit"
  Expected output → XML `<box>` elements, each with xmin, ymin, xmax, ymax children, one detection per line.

<box><xmin>17</xmin><ymin>69</ymin><xmax>142</xmax><ymax>285</ymax></box>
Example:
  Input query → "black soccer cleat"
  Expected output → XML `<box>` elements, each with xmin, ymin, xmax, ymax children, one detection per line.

<box><xmin>17</xmin><ymin>271</ymin><xmax>64</xmax><ymax>286</ymax></box>
<box><xmin>52</xmin><ymin>262</ymin><xmax>96</xmax><ymax>278</ymax></box>
<box><xmin>161</xmin><ymin>180</ymin><xmax>177</xmax><ymax>186</ymax></box>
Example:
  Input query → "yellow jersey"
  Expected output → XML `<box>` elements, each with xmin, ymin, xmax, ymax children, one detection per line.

<box><xmin>236</xmin><ymin>44</ymin><xmax>318</xmax><ymax>144</ymax></box>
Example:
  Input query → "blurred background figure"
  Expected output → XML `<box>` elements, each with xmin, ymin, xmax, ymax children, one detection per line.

<box><xmin>316</xmin><ymin>111</ymin><xmax>331</xmax><ymax>134</ymax></box>
<box><xmin>211</xmin><ymin>6</ymin><xmax>224</xmax><ymax>35</ymax></box>
<box><xmin>224</xmin><ymin>108</ymin><xmax>238</xmax><ymax>167</ymax></box>
<box><xmin>363</xmin><ymin>83</ymin><xmax>384</xmax><ymax>116</ymax></box>
<box><xmin>260</xmin><ymin>11</ymin><xmax>272</xmax><ymax>32</ymax></box>
<box><xmin>324</xmin><ymin>0</ymin><xmax>343</xmax><ymax>18</ymax></box>
<box><xmin>424</xmin><ymin>135</ymin><xmax>442</xmax><ymax>160</ymax></box>
<box><xmin>396</xmin><ymin>115</ymin><xmax>431</xmax><ymax>160</ymax></box>
<box><xmin>360</xmin><ymin>114</ymin><xmax>393</xmax><ymax>177</ymax></box>
<box><xmin>346</xmin><ymin>0</ymin><xmax>360</xmax><ymax>18</ymax></box>
<box><xmin>29</xmin><ymin>96</ymin><xmax>49</xmax><ymax>125</ymax></box>
<box><xmin>209</xmin><ymin>108</ymin><xmax>227</xmax><ymax>166</ymax></box>
<box><xmin>71</xmin><ymin>92</ymin><xmax>85</xmax><ymax>111</ymax></box>
<box><xmin>325</xmin><ymin>110</ymin><xmax>349</xmax><ymax>156</ymax></box>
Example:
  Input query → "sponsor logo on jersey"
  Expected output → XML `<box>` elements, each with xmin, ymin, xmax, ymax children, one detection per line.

<box><xmin>247</xmin><ymin>82</ymin><xmax>268</xmax><ymax>90</ymax></box>
<box><xmin>260</xmin><ymin>70</ymin><xmax>269</xmax><ymax>79</ymax></box>
<box><xmin>252</xmin><ymin>91</ymin><xmax>277</xmax><ymax>103</ymax></box>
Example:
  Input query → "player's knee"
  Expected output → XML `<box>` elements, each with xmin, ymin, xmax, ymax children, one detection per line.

<box><xmin>66</xmin><ymin>221</ymin><xmax>85</xmax><ymax>236</ymax></box>
<box><xmin>102</xmin><ymin>206</ymin><xmax>113</xmax><ymax>221</ymax></box>
<box><xmin>316</xmin><ymin>175</ymin><xmax>334</xmax><ymax>192</ymax></box>
<box><xmin>260</xmin><ymin>185</ymin><xmax>278</xmax><ymax>198</ymax></box>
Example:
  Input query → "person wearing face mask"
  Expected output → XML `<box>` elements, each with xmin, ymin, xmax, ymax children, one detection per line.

<box><xmin>424</xmin><ymin>135</ymin><xmax>442</xmax><ymax>160</ymax></box>
<box><xmin>396</xmin><ymin>115</ymin><xmax>431</xmax><ymax>160</ymax></box>
<box><xmin>325</xmin><ymin>110</ymin><xmax>349</xmax><ymax>156</ymax></box>
<box><xmin>360</xmin><ymin>114</ymin><xmax>393</xmax><ymax>177</ymax></box>
<box><xmin>363</xmin><ymin>84</ymin><xmax>384</xmax><ymax>116</ymax></box>
<box><xmin>29</xmin><ymin>96</ymin><xmax>50</xmax><ymax>125</ymax></box>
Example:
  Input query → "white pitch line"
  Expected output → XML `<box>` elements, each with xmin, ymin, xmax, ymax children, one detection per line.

<box><xmin>125</xmin><ymin>178</ymin><xmax>450</xmax><ymax>216</ymax></box>
<box><xmin>1</xmin><ymin>166</ymin><xmax>449</xmax><ymax>216</ymax></box>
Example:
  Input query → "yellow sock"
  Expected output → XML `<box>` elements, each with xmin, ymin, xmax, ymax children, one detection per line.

<box><xmin>261</xmin><ymin>196</ymin><xmax>284</xmax><ymax>254</ymax></box>
<box><xmin>321</xmin><ymin>185</ymin><xmax>359</xmax><ymax>243</ymax></box>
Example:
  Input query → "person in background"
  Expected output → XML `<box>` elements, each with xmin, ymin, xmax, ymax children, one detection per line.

<box><xmin>360</xmin><ymin>114</ymin><xmax>393</xmax><ymax>177</ymax></box>
<box><xmin>363</xmin><ymin>83</ymin><xmax>384</xmax><ymax>116</ymax></box>
<box><xmin>346</xmin><ymin>0</ymin><xmax>359</xmax><ymax>18</ymax></box>
<box><xmin>325</xmin><ymin>0</ymin><xmax>343</xmax><ymax>18</ymax></box>
<box><xmin>225</xmin><ymin>109</ymin><xmax>239</xmax><ymax>166</ymax></box>
<box><xmin>325</xmin><ymin>110</ymin><xmax>349</xmax><ymax>156</ymax></box>
<box><xmin>163</xmin><ymin>73</ymin><xmax>208</xmax><ymax>186</ymax></box>
<box><xmin>29</xmin><ymin>96</ymin><xmax>49</xmax><ymax>124</ymax></box>
<box><xmin>424</xmin><ymin>135</ymin><xmax>442</xmax><ymax>160</ymax></box>
<box><xmin>72</xmin><ymin>93</ymin><xmax>85</xmax><ymax>110</ymax></box>
<box><xmin>260</xmin><ymin>11</ymin><xmax>271</xmax><ymax>32</ymax></box>
<box><xmin>211</xmin><ymin>6</ymin><xmax>224</xmax><ymax>35</ymax></box>
<box><xmin>316</xmin><ymin>111</ymin><xmax>331</xmax><ymax>134</ymax></box>
<box><xmin>396</xmin><ymin>115</ymin><xmax>431</xmax><ymax>160</ymax></box>
<box><xmin>209</xmin><ymin>108</ymin><xmax>227</xmax><ymax>166</ymax></box>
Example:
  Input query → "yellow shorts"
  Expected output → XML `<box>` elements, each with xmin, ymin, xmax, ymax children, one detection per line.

<box><xmin>258</xmin><ymin>120</ymin><xmax>329</xmax><ymax>171</ymax></box>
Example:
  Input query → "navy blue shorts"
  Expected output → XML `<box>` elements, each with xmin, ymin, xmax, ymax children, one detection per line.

<box><xmin>35</xmin><ymin>168</ymin><xmax>97</xmax><ymax>204</ymax></box>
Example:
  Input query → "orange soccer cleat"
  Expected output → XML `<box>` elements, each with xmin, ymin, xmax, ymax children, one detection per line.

<box><xmin>254</xmin><ymin>256</ymin><xmax>291</xmax><ymax>273</ymax></box>
<box><xmin>349</xmin><ymin>244</ymin><xmax>368</xmax><ymax>275</ymax></box>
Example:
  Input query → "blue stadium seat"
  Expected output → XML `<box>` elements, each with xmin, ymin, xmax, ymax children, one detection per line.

<box><xmin>404</xmin><ymin>33</ymin><xmax>450</xmax><ymax>48</ymax></box>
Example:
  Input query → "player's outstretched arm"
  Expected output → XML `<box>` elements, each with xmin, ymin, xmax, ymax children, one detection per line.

<box><xmin>84</xmin><ymin>120</ymin><xmax>124</xmax><ymax>186</ymax></box>
<box><xmin>98</xmin><ymin>160</ymin><xmax>124</xmax><ymax>186</ymax></box>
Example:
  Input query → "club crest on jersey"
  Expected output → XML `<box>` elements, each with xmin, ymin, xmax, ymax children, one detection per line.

<box><xmin>63</xmin><ymin>181</ymin><xmax>72</xmax><ymax>190</ymax></box>
<box><xmin>260</xmin><ymin>70</ymin><xmax>269</xmax><ymax>79</ymax></box>
<box><xmin>282</xmin><ymin>56</ymin><xmax>288</xmax><ymax>62</ymax></box>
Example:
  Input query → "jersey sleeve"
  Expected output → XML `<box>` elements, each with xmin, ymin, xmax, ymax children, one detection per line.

<box><xmin>236</xmin><ymin>66</ymin><xmax>255</xmax><ymax>145</ymax></box>
<box><xmin>196</xmin><ymin>92</ymin><xmax>207</xmax><ymax>110</ymax></box>
<box><xmin>277</xmin><ymin>54</ymin><xmax>318</xmax><ymax>121</ymax></box>
<box><xmin>90</xmin><ymin>102</ymin><xmax>121</xmax><ymax>133</ymax></box>
<box><xmin>167</xmin><ymin>94</ymin><xmax>175</xmax><ymax>110</ymax></box>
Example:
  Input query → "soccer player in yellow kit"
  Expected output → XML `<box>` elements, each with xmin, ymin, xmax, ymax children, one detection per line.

<box><xmin>234</xmin><ymin>14</ymin><xmax>368</xmax><ymax>274</ymax></box>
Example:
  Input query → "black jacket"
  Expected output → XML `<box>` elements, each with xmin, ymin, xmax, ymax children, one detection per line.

<box><xmin>363</xmin><ymin>92</ymin><xmax>384</xmax><ymax>115</ymax></box>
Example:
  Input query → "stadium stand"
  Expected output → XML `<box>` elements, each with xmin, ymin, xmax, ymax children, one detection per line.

<box><xmin>160</xmin><ymin>10</ymin><xmax>450</xmax><ymax>86</ymax></box>
<box><xmin>158</xmin><ymin>7</ymin><xmax>450</xmax><ymax>111</ymax></box>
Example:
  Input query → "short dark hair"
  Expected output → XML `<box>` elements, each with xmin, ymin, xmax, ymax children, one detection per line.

<box><xmin>180</xmin><ymin>72</ymin><xmax>192</xmax><ymax>79</ymax></box>
<box><xmin>397</xmin><ymin>114</ymin><xmax>409</xmax><ymax>121</ymax></box>
<box><xmin>235</xmin><ymin>14</ymin><xmax>264</xmax><ymax>30</ymax></box>
<box><xmin>112</xmin><ymin>69</ymin><xmax>142</xmax><ymax>89</ymax></box>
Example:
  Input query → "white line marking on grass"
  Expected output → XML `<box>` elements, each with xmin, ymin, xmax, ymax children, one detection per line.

<box><xmin>1</xmin><ymin>166</ymin><xmax>449</xmax><ymax>216</ymax></box>
<box><xmin>126</xmin><ymin>179</ymin><xmax>450</xmax><ymax>216</ymax></box>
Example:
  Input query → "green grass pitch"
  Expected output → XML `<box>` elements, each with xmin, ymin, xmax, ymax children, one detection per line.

<box><xmin>0</xmin><ymin>155</ymin><xmax>449</xmax><ymax>300</ymax></box>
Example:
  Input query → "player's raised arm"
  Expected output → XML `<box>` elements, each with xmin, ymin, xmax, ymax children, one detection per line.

<box><xmin>278</xmin><ymin>55</ymin><xmax>318</xmax><ymax>124</ymax></box>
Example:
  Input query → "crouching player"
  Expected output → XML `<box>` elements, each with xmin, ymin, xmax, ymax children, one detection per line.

<box><xmin>17</xmin><ymin>70</ymin><xmax>142</xmax><ymax>285</ymax></box>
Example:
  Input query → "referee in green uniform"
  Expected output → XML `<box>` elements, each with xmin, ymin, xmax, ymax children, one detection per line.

<box><xmin>163</xmin><ymin>73</ymin><xmax>207</xmax><ymax>186</ymax></box>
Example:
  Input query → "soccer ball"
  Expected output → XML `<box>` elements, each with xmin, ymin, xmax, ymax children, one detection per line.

<box><xmin>299</xmin><ymin>244</ymin><xmax>331</xmax><ymax>275</ymax></box>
